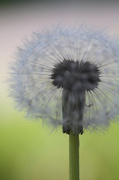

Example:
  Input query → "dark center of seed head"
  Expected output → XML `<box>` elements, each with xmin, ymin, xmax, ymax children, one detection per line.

<box><xmin>51</xmin><ymin>59</ymin><xmax>101</xmax><ymax>92</ymax></box>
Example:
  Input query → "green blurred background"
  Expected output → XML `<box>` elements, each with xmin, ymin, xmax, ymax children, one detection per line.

<box><xmin>1</xmin><ymin>93</ymin><xmax>119</xmax><ymax>180</ymax></box>
<box><xmin>1</xmin><ymin>2</ymin><xmax>119</xmax><ymax>180</ymax></box>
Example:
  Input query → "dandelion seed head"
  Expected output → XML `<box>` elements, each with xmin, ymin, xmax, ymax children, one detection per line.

<box><xmin>10</xmin><ymin>25</ymin><xmax>119</xmax><ymax>135</ymax></box>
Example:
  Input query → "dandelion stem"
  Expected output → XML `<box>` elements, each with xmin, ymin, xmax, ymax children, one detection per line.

<box><xmin>69</xmin><ymin>131</ymin><xmax>79</xmax><ymax>180</ymax></box>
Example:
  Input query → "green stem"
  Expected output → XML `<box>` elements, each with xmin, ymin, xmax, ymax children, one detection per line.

<box><xmin>69</xmin><ymin>132</ymin><xmax>79</xmax><ymax>180</ymax></box>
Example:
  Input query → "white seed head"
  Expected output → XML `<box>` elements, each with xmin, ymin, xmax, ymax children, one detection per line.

<box><xmin>9</xmin><ymin>25</ymin><xmax>119</xmax><ymax>134</ymax></box>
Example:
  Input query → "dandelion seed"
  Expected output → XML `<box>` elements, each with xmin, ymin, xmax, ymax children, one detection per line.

<box><xmin>10</xmin><ymin>25</ymin><xmax>119</xmax><ymax>135</ymax></box>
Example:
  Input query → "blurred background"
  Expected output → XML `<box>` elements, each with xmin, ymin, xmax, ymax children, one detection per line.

<box><xmin>1</xmin><ymin>1</ymin><xmax>119</xmax><ymax>180</ymax></box>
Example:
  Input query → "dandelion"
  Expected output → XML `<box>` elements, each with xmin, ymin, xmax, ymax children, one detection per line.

<box><xmin>10</xmin><ymin>25</ymin><xmax>119</xmax><ymax>180</ymax></box>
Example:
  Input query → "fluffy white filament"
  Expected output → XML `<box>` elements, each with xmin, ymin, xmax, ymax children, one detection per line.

<box><xmin>10</xmin><ymin>25</ymin><xmax>119</xmax><ymax>133</ymax></box>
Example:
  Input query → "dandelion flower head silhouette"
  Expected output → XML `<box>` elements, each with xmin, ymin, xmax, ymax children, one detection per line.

<box><xmin>10</xmin><ymin>26</ymin><xmax>119</xmax><ymax>135</ymax></box>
